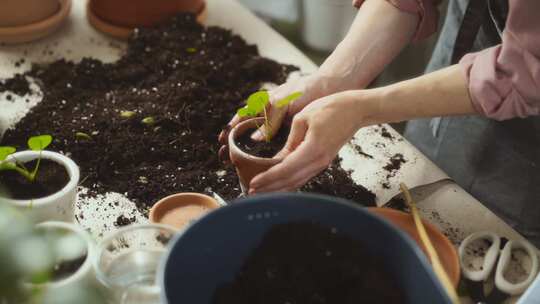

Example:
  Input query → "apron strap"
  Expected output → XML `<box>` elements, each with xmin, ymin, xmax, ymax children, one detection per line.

<box><xmin>451</xmin><ymin>1</ymin><xmax>488</xmax><ymax>64</ymax></box>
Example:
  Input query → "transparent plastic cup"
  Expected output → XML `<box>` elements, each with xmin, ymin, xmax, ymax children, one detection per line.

<box><xmin>94</xmin><ymin>224</ymin><xmax>176</xmax><ymax>304</ymax></box>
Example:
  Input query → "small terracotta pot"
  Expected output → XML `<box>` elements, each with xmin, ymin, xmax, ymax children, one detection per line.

<box><xmin>149</xmin><ymin>193</ymin><xmax>219</xmax><ymax>230</ymax></box>
<box><xmin>87</xmin><ymin>0</ymin><xmax>207</xmax><ymax>40</ymax></box>
<box><xmin>228</xmin><ymin>118</ymin><xmax>283</xmax><ymax>194</ymax></box>
<box><xmin>0</xmin><ymin>0</ymin><xmax>71</xmax><ymax>44</ymax></box>
<box><xmin>369</xmin><ymin>207</ymin><xmax>461</xmax><ymax>287</ymax></box>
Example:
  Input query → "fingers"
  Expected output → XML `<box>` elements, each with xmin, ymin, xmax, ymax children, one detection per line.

<box><xmin>249</xmin><ymin>133</ymin><xmax>329</xmax><ymax>193</ymax></box>
<box><xmin>218</xmin><ymin>113</ymin><xmax>246</xmax><ymax>144</ymax></box>
<box><xmin>218</xmin><ymin>145</ymin><xmax>230</xmax><ymax>164</ymax></box>
<box><xmin>251</xmin><ymin>98</ymin><xmax>289</xmax><ymax>141</ymax></box>
<box><xmin>274</xmin><ymin>116</ymin><xmax>308</xmax><ymax>159</ymax></box>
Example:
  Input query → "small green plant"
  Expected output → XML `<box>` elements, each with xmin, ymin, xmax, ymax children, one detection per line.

<box><xmin>0</xmin><ymin>135</ymin><xmax>53</xmax><ymax>182</ymax></box>
<box><xmin>236</xmin><ymin>91</ymin><xmax>302</xmax><ymax>142</ymax></box>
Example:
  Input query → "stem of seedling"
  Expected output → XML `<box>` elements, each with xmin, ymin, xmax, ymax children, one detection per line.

<box><xmin>262</xmin><ymin>106</ymin><xmax>271</xmax><ymax>143</ymax></box>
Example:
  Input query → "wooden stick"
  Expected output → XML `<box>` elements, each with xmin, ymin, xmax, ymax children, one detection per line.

<box><xmin>400</xmin><ymin>183</ymin><xmax>460</xmax><ymax>304</ymax></box>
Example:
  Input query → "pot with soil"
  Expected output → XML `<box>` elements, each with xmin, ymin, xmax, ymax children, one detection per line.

<box><xmin>27</xmin><ymin>221</ymin><xmax>96</xmax><ymax>295</ymax></box>
<box><xmin>227</xmin><ymin>117</ymin><xmax>286</xmax><ymax>194</ymax></box>
<box><xmin>0</xmin><ymin>150</ymin><xmax>79</xmax><ymax>222</ymax></box>
<box><xmin>0</xmin><ymin>0</ymin><xmax>72</xmax><ymax>44</ymax></box>
<box><xmin>149</xmin><ymin>192</ymin><xmax>220</xmax><ymax>230</ymax></box>
<box><xmin>87</xmin><ymin>0</ymin><xmax>207</xmax><ymax>39</ymax></box>
<box><xmin>160</xmin><ymin>193</ymin><xmax>453</xmax><ymax>303</ymax></box>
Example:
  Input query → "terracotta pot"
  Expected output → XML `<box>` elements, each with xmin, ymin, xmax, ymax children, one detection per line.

<box><xmin>369</xmin><ymin>207</ymin><xmax>461</xmax><ymax>287</ymax></box>
<box><xmin>87</xmin><ymin>0</ymin><xmax>207</xmax><ymax>40</ymax></box>
<box><xmin>0</xmin><ymin>0</ymin><xmax>71</xmax><ymax>44</ymax></box>
<box><xmin>228</xmin><ymin>118</ymin><xmax>283</xmax><ymax>194</ymax></box>
<box><xmin>149</xmin><ymin>193</ymin><xmax>219</xmax><ymax>230</ymax></box>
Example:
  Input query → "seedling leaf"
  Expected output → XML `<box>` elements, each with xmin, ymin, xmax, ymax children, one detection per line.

<box><xmin>276</xmin><ymin>91</ymin><xmax>303</xmax><ymax>108</ymax></box>
<box><xmin>237</xmin><ymin>107</ymin><xmax>251</xmax><ymax>117</ymax></box>
<box><xmin>75</xmin><ymin>132</ymin><xmax>92</xmax><ymax>141</ymax></box>
<box><xmin>186</xmin><ymin>47</ymin><xmax>197</xmax><ymax>53</ymax></box>
<box><xmin>0</xmin><ymin>146</ymin><xmax>16</xmax><ymax>161</ymax></box>
<box><xmin>142</xmin><ymin>116</ymin><xmax>156</xmax><ymax>125</ymax></box>
<box><xmin>28</xmin><ymin>135</ymin><xmax>52</xmax><ymax>151</ymax></box>
<box><xmin>120</xmin><ymin>110</ymin><xmax>136</xmax><ymax>118</ymax></box>
<box><xmin>246</xmin><ymin>91</ymin><xmax>269</xmax><ymax>114</ymax></box>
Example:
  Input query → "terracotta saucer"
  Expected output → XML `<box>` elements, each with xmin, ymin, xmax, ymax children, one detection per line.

<box><xmin>86</xmin><ymin>1</ymin><xmax>208</xmax><ymax>40</ymax></box>
<box><xmin>369</xmin><ymin>207</ymin><xmax>461</xmax><ymax>287</ymax></box>
<box><xmin>0</xmin><ymin>0</ymin><xmax>72</xmax><ymax>45</ymax></box>
<box><xmin>149</xmin><ymin>192</ymin><xmax>220</xmax><ymax>230</ymax></box>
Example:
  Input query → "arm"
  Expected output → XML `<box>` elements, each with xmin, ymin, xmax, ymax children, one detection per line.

<box><xmin>249</xmin><ymin>65</ymin><xmax>475</xmax><ymax>193</ymax></box>
<box><xmin>458</xmin><ymin>1</ymin><xmax>540</xmax><ymax>120</ymax></box>
<box><xmin>219</xmin><ymin>0</ymin><xmax>421</xmax><ymax>143</ymax></box>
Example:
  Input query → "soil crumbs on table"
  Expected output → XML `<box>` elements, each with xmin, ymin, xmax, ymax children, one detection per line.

<box><xmin>0</xmin><ymin>159</ymin><xmax>69</xmax><ymax>200</ymax></box>
<box><xmin>1</xmin><ymin>14</ymin><xmax>375</xmax><ymax>213</ymax></box>
<box><xmin>212</xmin><ymin>221</ymin><xmax>404</xmax><ymax>304</ymax></box>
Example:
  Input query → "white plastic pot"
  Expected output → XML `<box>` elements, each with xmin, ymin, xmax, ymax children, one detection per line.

<box><xmin>0</xmin><ymin>151</ymin><xmax>79</xmax><ymax>222</ymax></box>
<box><xmin>301</xmin><ymin>0</ymin><xmax>357</xmax><ymax>52</ymax></box>
<box><xmin>29</xmin><ymin>221</ymin><xmax>97</xmax><ymax>296</ymax></box>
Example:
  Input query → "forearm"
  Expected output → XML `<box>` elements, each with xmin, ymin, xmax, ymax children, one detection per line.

<box><xmin>318</xmin><ymin>0</ymin><xmax>418</xmax><ymax>91</ymax></box>
<box><xmin>350</xmin><ymin>64</ymin><xmax>477</xmax><ymax>128</ymax></box>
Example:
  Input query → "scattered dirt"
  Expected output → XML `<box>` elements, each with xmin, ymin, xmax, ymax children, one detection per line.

<box><xmin>0</xmin><ymin>74</ymin><xmax>31</xmax><ymax>96</ymax></box>
<box><xmin>385</xmin><ymin>196</ymin><xmax>408</xmax><ymax>212</ymax></box>
<box><xmin>235</xmin><ymin>126</ymin><xmax>288</xmax><ymax>158</ymax></box>
<box><xmin>115</xmin><ymin>214</ymin><xmax>136</xmax><ymax>227</ymax></box>
<box><xmin>212</xmin><ymin>221</ymin><xmax>404</xmax><ymax>304</ymax></box>
<box><xmin>1</xmin><ymin>14</ymin><xmax>376</xmax><ymax>214</ymax></box>
<box><xmin>380</xmin><ymin>126</ymin><xmax>395</xmax><ymax>141</ymax></box>
<box><xmin>51</xmin><ymin>253</ymin><xmax>87</xmax><ymax>281</ymax></box>
<box><xmin>351</xmin><ymin>143</ymin><xmax>373</xmax><ymax>159</ymax></box>
<box><xmin>0</xmin><ymin>159</ymin><xmax>69</xmax><ymax>200</ymax></box>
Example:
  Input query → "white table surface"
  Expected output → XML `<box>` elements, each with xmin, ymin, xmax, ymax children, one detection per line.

<box><xmin>0</xmin><ymin>0</ymin><xmax>537</xmax><ymax>302</ymax></box>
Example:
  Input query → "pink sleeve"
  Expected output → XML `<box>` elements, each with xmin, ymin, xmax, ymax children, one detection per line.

<box><xmin>459</xmin><ymin>1</ymin><xmax>540</xmax><ymax>120</ymax></box>
<box><xmin>353</xmin><ymin>0</ymin><xmax>440</xmax><ymax>41</ymax></box>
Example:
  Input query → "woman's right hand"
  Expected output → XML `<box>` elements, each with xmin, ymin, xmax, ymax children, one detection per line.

<box><xmin>218</xmin><ymin>73</ymin><xmax>342</xmax><ymax>145</ymax></box>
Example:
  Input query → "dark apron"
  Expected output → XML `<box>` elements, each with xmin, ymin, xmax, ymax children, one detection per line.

<box><xmin>404</xmin><ymin>0</ymin><xmax>540</xmax><ymax>246</ymax></box>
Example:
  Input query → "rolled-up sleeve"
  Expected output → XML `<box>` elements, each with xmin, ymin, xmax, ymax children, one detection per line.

<box><xmin>459</xmin><ymin>1</ymin><xmax>540</xmax><ymax>120</ymax></box>
<box><xmin>353</xmin><ymin>0</ymin><xmax>440</xmax><ymax>41</ymax></box>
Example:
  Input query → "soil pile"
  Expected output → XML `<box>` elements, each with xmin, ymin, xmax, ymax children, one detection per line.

<box><xmin>212</xmin><ymin>222</ymin><xmax>404</xmax><ymax>304</ymax></box>
<box><xmin>1</xmin><ymin>14</ymin><xmax>375</xmax><ymax>210</ymax></box>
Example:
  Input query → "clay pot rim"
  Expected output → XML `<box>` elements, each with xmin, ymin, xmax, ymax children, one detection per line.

<box><xmin>86</xmin><ymin>0</ymin><xmax>208</xmax><ymax>40</ymax></box>
<box><xmin>149</xmin><ymin>192</ymin><xmax>220</xmax><ymax>224</ymax></box>
<box><xmin>0</xmin><ymin>0</ymin><xmax>71</xmax><ymax>41</ymax></box>
<box><xmin>368</xmin><ymin>207</ymin><xmax>461</xmax><ymax>287</ymax></box>
<box><xmin>228</xmin><ymin>117</ymin><xmax>284</xmax><ymax>165</ymax></box>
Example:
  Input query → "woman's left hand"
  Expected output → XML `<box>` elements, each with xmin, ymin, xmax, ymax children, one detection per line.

<box><xmin>248</xmin><ymin>90</ymin><xmax>368</xmax><ymax>194</ymax></box>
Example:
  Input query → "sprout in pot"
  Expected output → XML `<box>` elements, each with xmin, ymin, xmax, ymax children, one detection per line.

<box><xmin>0</xmin><ymin>135</ymin><xmax>80</xmax><ymax>222</ymax></box>
<box><xmin>0</xmin><ymin>135</ymin><xmax>67</xmax><ymax>200</ymax></box>
<box><xmin>227</xmin><ymin>91</ymin><xmax>302</xmax><ymax>193</ymax></box>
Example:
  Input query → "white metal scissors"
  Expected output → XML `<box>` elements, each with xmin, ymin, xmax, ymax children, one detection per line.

<box><xmin>459</xmin><ymin>231</ymin><xmax>539</xmax><ymax>303</ymax></box>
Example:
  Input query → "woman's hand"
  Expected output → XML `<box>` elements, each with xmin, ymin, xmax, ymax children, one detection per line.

<box><xmin>218</xmin><ymin>74</ymin><xmax>343</xmax><ymax>143</ymax></box>
<box><xmin>248</xmin><ymin>91</ymin><xmax>369</xmax><ymax>194</ymax></box>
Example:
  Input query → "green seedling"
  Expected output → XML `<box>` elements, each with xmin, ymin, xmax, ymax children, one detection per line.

<box><xmin>236</xmin><ymin>91</ymin><xmax>303</xmax><ymax>142</ymax></box>
<box><xmin>142</xmin><ymin>116</ymin><xmax>156</xmax><ymax>126</ymax></box>
<box><xmin>120</xmin><ymin>110</ymin><xmax>136</xmax><ymax>118</ymax></box>
<box><xmin>75</xmin><ymin>132</ymin><xmax>92</xmax><ymax>141</ymax></box>
<box><xmin>0</xmin><ymin>135</ymin><xmax>52</xmax><ymax>182</ymax></box>
<box><xmin>186</xmin><ymin>47</ymin><xmax>197</xmax><ymax>53</ymax></box>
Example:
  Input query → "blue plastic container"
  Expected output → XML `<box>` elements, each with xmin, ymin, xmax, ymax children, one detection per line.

<box><xmin>160</xmin><ymin>193</ymin><xmax>451</xmax><ymax>303</ymax></box>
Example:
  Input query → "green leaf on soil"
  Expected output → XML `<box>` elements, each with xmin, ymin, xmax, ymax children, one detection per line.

<box><xmin>120</xmin><ymin>110</ymin><xmax>136</xmax><ymax>118</ymax></box>
<box><xmin>276</xmin><ymin>91</ymin><xmax>303</xmax><ymax>108</ymax></box>
<box><xmin>186</xmin><ymin>47</ymin><xmax>197</xmax><ymax>53</ymax></box>
<box><xmin>0</xmin><ymin>146</ymin><xmax>16</xmax><ymax>161</ymax></box>
<box><xmin>142</xmin><ymin>116</ymin><xmax>156</xmax><ymax>125</ymax></box>
<box><xmin>27</xmin><ymin>135</ymin><xmax>52</xmax><ymax>151</ymax></box>
<box><xmin>75</xmin><ymin>132</ymin><xmax>92</xmax><ymax>141</ymax></box>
